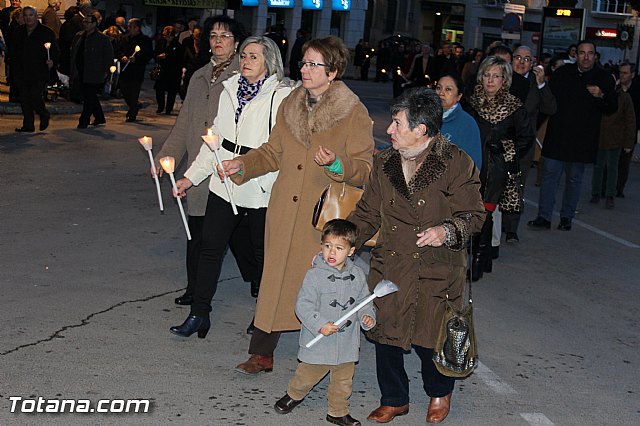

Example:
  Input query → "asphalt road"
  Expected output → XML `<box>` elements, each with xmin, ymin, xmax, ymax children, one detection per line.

<box><xmin>1</xmin><ymin>80</ymin><xmax>639</xmax><ymax>426</ymax></box>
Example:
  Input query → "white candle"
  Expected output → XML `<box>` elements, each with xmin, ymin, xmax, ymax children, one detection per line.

<box><xmin>138</xmin><ymin>137</ymin><xmax>163</xmax><ymax>212</ymax></box>
<box><xmin>44</xmin><ymin>42</ymin><xmax>51</xmax><ymax>61</ymax></box>
<box><xmin>160</xmin><ymin>156</ymin><xmax>191</xmax><ymax>240</ymax></box>
<box><xmin>200</xmin><ymin>129</ymin><xmax>238</xmax><ymax>215</ymax></box>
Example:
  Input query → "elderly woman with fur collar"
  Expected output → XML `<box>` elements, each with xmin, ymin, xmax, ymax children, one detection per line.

<box><xmin>348</xmin><ymin>87</ymin><xmax>485</xmax><ymax>424</ymax></box>
<box><xmin>222</xmin><ymin>36</ymin><xmax>375</xmax><ymax>376</ymax></box>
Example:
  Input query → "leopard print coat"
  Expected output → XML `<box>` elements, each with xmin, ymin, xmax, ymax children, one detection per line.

<box><xmin>467</xmin><ymin>85</ymin><xmax>534</xmax><ymax>204</ymax></box>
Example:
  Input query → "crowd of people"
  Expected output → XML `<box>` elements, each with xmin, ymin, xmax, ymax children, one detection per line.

<box><xmin>2</xmin><ymin>7</ymin><xmax>637</xmax><ymax>424</ymax></box>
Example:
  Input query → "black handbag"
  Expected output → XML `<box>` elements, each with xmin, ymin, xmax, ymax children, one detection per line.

<box><xmin>433</xmin><ymin>235</ymin><xmax>478</xmax><ymax>378</ymax></box>
<box><xmin>149</xmin><ymin>64</ymin><xmax>162</xmax><ymax>81</ymax></box>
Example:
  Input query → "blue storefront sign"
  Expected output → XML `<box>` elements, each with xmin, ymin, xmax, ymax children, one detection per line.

<box><xmin>242</xmin><ymin>0</ymin><xmax>259</xmax><ymax>5</ymax></box>
<box><xmin>267</xmin><ymin>0</ymin><xmax>294</xmax><ymax>8</ymax></box>
<box><xmin>332</xmin><ymin>0</ymin><xmax>350</xmax><ymax>11</ymax></box>
<box><xmin>302</xmin><ymin>0</ymin><xmax>322</xmax><ymax>10</ymax></box>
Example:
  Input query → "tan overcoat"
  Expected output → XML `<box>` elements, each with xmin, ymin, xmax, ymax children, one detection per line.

<box><xmin>232</xmin><ymin>81</ymin><xmax>374</xmax><ymax>332</ymax></box>
<box><xmin>348</xmin><ymin>135</ymin><xmax>485</xmax><ymax>349</ymax></box>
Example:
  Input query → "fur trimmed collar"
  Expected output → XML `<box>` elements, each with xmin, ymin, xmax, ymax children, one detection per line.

<box><xmin>469</xmin><ymin>85</ymin><xmax>522</xmax><ymax>125</ymax></box>
<box><xmin>282</xmin><ymin>81</ymin><xmax>361</xmax><ymax>147</ymax></box>
<box><xmin>380</xmin><ymin>134</ymin><xmax>453</xmax><ymax>200</ymax></box>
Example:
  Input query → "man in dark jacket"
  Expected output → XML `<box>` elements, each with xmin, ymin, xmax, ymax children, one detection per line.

<box><xmin>0</xmin><ymin>0</ymin><xmax>20</xmax><ymax>38</ymax></box>
<box><xmin>117</xmin><ymin>17</ymin><xmax>152</xmax><ymax>122</ymax></box>
<box><xmin>528</xmin><ymin>41</ymin><xmax>617</xmax><ymax>231</ymax></box>
<box><xmin>71</xmin><ymin>11</ymin><xmax>113</xmax><ymax>128</ymax></box>
<box><xmin>502</xmin><ymin>45</ymin><xmax>557</xmax><ymax>242</ymax></box>
<box><xmin>41</xmin><ymin>0</ymin><xmax>62</xmax><ymax>39</ymax></box>
<box><xmin>616</xmin><ymin>62</ymin><xmax>640</xmax><ymax>197</ymax></box>
<box><xmin>288</xmin><ymin>28</ymin><xmax>305</xmax><ymax>81</ymax></box>
<box><xmin>12</xmin><ymin>5</ymin><xmax>58</xmax><ymax>132</ymax></box>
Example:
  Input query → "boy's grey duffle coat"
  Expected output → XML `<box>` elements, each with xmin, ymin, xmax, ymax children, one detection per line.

<box><xmin>296</xmin><ymin>255</ymin><xmax>376</xmax><ymax>365</ymax></box>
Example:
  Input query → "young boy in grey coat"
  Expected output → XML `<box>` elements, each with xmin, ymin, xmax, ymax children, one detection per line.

<box><xmin>274</xmin><ymin>219</ymin><xmax>376</xmax><ymax>426</ymax></box>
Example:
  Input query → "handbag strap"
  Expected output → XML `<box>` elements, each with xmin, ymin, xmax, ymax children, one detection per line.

<box><xmin>447</xmin><ymin>214</ymin><xmax>472</xmax><ymax>306</ymax></box>
<box><xmin>268</xmin><ymin>90</ymin><xmax>276</xmax><ymax>135</ymax></box>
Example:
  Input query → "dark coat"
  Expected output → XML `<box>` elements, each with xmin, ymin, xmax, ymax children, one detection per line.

<box><xmin>117</xmin><ymin>33</ymin><xmax>153</xmax><ymax>82</ymax></box>
<box><xmin>11</xmin><ymin>23</ymin><xmax>58</xmax><ymax>85</ymax></box>
<box><xmin>58</xmin><ymin>13</ymin><xmax>83</xmax><ymax>75</ymax></box>
<box><xmin>347</xmin><ymin>135</ymin><xmax>485</xmax><ymax>350</ymax></box>
<box><xmin>407</xmin><ymin>54</ymin><xmax>436</xmax><ymax>87</ymax></box>
<box><xmin>70</xmin><ymin>30</ymin><xmax>114</xmax><ymax>84</ymax></box>
<box><xmin>41</xmin><ymin>6</ymin><xmax>62</xmax><ymax>39</ymax></box>
<box><xmin>154</xmin><ymin>36</ymin><xmax>183</xmax><ymax>91</ymax></box>
<box><xmin>467</xmin><ymin>87</ymin><xmax>535</xmax><ymax>204</ymax></box>
<box><xmin>523</xmin><ymin>71</ymin><xmax>557</xmax><ymax>131</ymax></box>
<box><xmin>509</xmin><ymin>71</ymin><xmax>529</xmax><ymax>103</ymax></box>
<box><xmin>623</xmin><ymin>79</ymin><xmax>640</xmax><ymax>131</ymax></box>
<box><xmin>599</xmin><ymin>89</ymin><xmax>636</xmax><ymax>150</ymax></box>
<box><xmin>543</xmin><ymin>63</ymin><xmax>618</xmax><ymax>163</ymax></box>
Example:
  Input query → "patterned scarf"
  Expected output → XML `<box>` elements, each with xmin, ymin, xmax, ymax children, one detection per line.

<box><xmin>235</xmin><ymin>73</ymin><xmax>269</xmax><ymax>123</ymax></box>
<box><xmin>210</xmin><ymin>53</ymin><xmax>235</xmax><ymax>86</ymax></box>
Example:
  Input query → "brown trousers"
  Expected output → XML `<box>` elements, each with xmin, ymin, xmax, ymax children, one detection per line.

<box><xmin>287</xmin><ymin>361</ymin><xmax>355</xmax><ymax>417</ymax></box>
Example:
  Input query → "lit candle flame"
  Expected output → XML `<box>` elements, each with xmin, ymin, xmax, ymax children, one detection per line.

<box><xmin>138</xmin><ymin>136</ymin><xmax>153</xmax><ymax>151</ymax></box>
<box><xmin>159</xmin><ymin>156</ymin><xmax>175</xmax><ymax>174</ymax></box>
<box><xmin>382</xmin><ymin>69</ymin><xmax>386</xmax><ymax>74</ymax></box>
<box><xmin>44</xmin><ymin>42</ymin><xmax>51</xmax><ymax>49</ymax></box>
<box><xmin>110</xmin><ymin>65</ymin><xmax>117</xmax><ymax>73</ymax></box>
<box><xmin>396</xmin><ymin>69</ymin><xmax>401</xmax><ymax>75</ymax></box>
<box><xmin>134</xmin><ymin>45</ymin><xmax>141</xmax><ymax>53</ymax></box>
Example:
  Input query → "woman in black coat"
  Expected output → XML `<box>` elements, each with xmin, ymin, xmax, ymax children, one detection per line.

<box><xmin>153</xmin><ymin>26</ymin><xmax>183</xmax><ymax>114</ymax></box>
<box><xmin>467</xmin><ymin>55</ymin><xmax>534</xmax><ymax>280</ymax></box>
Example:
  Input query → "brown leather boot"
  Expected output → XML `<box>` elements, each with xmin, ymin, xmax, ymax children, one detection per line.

<box><xmin>426</xmin><ymin>393</ymin><xmax>451</xmax><ymax>424</ymax></box>
<box><xmin>366</xmin><ymin>404</ymin><xmax>409</xmax><ymax>423</ymax></box>
<box><xmin>235</xmin><ymin>354</ymin><xmax>273</xmax><ymax>374</ymax></box>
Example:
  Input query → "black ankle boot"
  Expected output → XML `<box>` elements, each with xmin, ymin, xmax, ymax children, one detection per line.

<box><xmin>169</xmin><ymin>315</ymin><xmax>210</xmax><ymax>338</ymax></box>
<box><xmin>174</xmin><ymin>292</ymin><xmax>193</xmax><ymax>305</ymax></box>
<box><xmin>250</xmin><ymin>281</ymin><xmax>260</xmax><ymax>298</ymax></box>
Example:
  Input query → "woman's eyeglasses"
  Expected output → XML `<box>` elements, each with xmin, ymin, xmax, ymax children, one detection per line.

<box><xmin>298</xmin><ymin>61</ymin><xmax>329</xmax><ymax>69</ymax></box>
<box><xmin>210</xmin><ymin>33</ymin><xmax>234</xmax><ymax>41</ymax></box>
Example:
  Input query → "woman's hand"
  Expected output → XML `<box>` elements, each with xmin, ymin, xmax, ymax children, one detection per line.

<box><xmin>314</xmin><ymin>145</ymin><xmax>336</xmax><ymax>166</ymax></box>
<box><xmin>150</xmin><ymin>165</ymin><xmax>163</xmax><ymax>178</ymax></box>
<box><xmin>220</xmin><ymin>160</ymin><xmax>242</xmax><ymax>181</ymax></box>
<box><xmin>173</xmin><ymin>178</ymin><xmax>193</xmax><ymax>198</ymax></box>
<box><xmin>416</xmin><ymin>226</ymin><xmax>446</xmax><ymax>247</ymax></box>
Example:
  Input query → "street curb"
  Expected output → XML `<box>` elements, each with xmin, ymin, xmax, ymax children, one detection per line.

<box><xmin>0</xmin><ymin>99</ymin><xmax>129</xmax><ymax>115</ymax></box>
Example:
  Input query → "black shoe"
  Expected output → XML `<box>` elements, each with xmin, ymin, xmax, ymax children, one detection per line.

<box><xmin>589</xmin><ymin>195</ymin><xmax>600</xmax><ymax>204</ymax></box>
<box><xmin>125</xmin><ymin>116</ymin><xmax>137</xmax><ymax>122</ymax></box>
<box><xmin>156</xmin><ymin>109</ymin><xmax>163</xmax><ymax>114</ymax></box>
<box><xmin>326</xmin><ymin>414</ymin><xmax>361</xmax><ymax>426</ymax></box>
<box><xmin>491</xmin><ymin>246</ymin><xmax>499</xmax><ymax>260</ymax></box>
<box><xmin>605</xmin><ymin>196</ymin><xmax>615</xmax><ymax>209</ymax></box>
<box><xmin>616</xmin><ymin>191</ymin><xmax>625</xmax><ymax>198</ymax></box>
<box><xmin>251</xmin><ymin>281</ymin><xmax>260</xmax><ymax>298</ymax></box>
<box><xmin>91</xmin><ymin>119</ymin><xmax>106</xmax><ymax>126</ymax></box>
<box><xmin>15</xmin><ymin>127</ymin><xmax>35</xmax><ymax>133</ymax></box>
<box><xmin>169</xmin><ymin>315</ymin><xmax>210</xmax><ymax>338</ymax></box>
<box><xmin>174</xmin><ymin>292</ymin><xmax>193</xmax><ymax>305</ymax></box>
<box><xmin>557</xmin><ymin>217</ymin><xmax>572</xmax><ymax>231</ymax></box>
<box><xmin>505</xmin><ymin>232</ymin><xmax>519</xmax><ymax>243</ymax></box>
<box><xmin>274</xmin><ymin>394</ymin><xmax>304</xmax><ymax>414</ymax></box>
<box><xmin>39</xmin><ymin>113</ymin><xmax>50</xmax><ymax>131</ymax></box>
<box><xmin>77</xmin><ymin>123</ymin><xmax>88</xmax><ymax>129</ymax></box>
<box><xmin>527</xmin><ymin>217</ymin><xmax>551</xmax><ymax>230</ymax></box>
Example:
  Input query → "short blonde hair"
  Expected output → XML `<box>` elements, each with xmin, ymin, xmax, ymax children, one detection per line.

<box><xmin>477</xmin><ymin>55</ymin><xmax>513</xmax><ymax>89</ymax></box>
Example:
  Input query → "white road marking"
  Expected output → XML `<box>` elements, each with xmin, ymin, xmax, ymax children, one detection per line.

<box><xmin>474</xmin><ymin>362</ymin><xmax>517</xmax><ymax>395</ymax></box>
<box><xmin>520</xmin><ymin>412</ymin><xmax>555</xmax><ymax>425</ymax></box>
<box><xmin>524</xmin><ymin>199</ymin><xmax>640</xmax><ymax>249</ymax></box>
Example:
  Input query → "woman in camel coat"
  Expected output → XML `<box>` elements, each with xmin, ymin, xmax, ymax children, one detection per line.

<box><xmin>223</xmin><ymin>36</ymin><xmax>374</xmax><ymax>374</ymax></box>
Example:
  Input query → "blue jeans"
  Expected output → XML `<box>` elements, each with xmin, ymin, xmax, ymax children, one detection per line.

<box><xmin>537</xmin><ymin>157</ymin><xmax>586</xmax><ymax>221</ymax></box>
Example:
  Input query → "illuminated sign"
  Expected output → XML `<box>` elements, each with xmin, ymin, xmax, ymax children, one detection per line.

<box><xmin>332</xmin><ymin>0</ymin><xmax>350</xmax><ymax>11</ymax></box>
<box><xmin>145</xmin><ymin>0</ymin><xmax>224</xmax><ymax>8</ymax></box>
<box><xmin>586</xmin><ymin>27</ymin><xmax>618</xmax><ymax>39</ymax></box>
<box><xmin>268</xmin><ymin>0</ymin><xmax>294</xmax><ymax>7</ymax></box>
<box><xmin>302</xmin><ymin>0</ymin><xmax>322</xmax><ymax>9</ymax></box>
<box><xmin>242</xmin><ymin>0</ymin><xmax>259</xmax><ymax>5</ymax></box>
<box><xmin>556</xmin><ymin>9</ymin><xmax>572</xmax><ymax>16</ymax></box>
